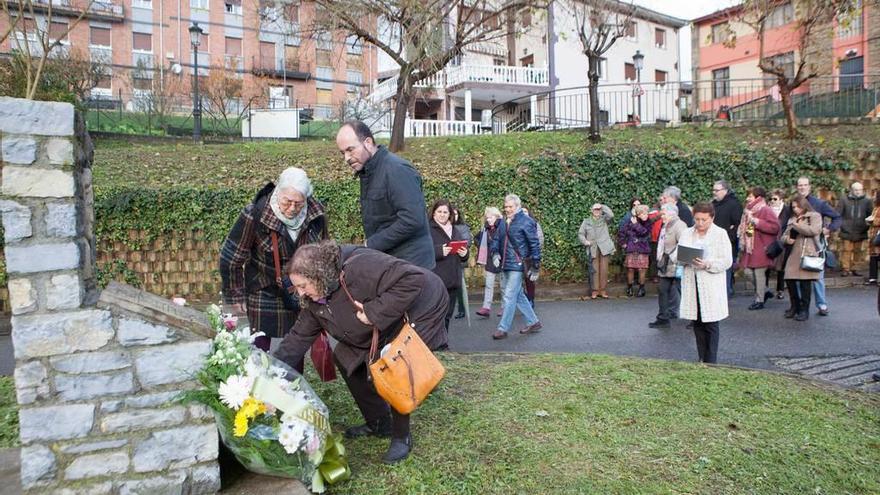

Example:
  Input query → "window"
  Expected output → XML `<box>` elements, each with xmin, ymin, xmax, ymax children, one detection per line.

<box><xmin>315</xmin><ymin>66</ymin><xmax>333</xmax><ymax>90</ymax></box>
<box><xmin>520</xmin><ymin>54</ymin><xmax>533</xmax><ymax>67</ymax></box>
<box><xmin>346</xmin><ymin>35</ymin><xmax>362</xmax><ymax>54</ymax></box>
<box><xmin>460</xmin><ymin>6</ymin><xmax>499</xmax><ymax>30</ymax></box>
<box><xmin>655</xmin><ymin>28</ymin><xmax>666</xmax><ymax>48</ymax></box>
<box><xmin>132</xmin><ymin>78</ymin><xmax>152</xmax><ymax>90</ymax></box>
<box><xmin>837</xmin><ymin>0</ymin><xmax>862</xmax><ymax>38</ymax></box>
<box><xmin>625</xmin><ymin>21</ymin><xmax>637</xmax><ymax>39</ymax></box>
<box><xmin>712</xmin><ymin>67</ymin><xmax>730</xmax><ymax>98</ymax></box>
<box><xmin>655</xmin><ymin>70</ymin><xmax>667</xmax><ymax>84</ymax></box>
<box><xmin>90</xmin><ymin>25</ymin><xmax>111</xmax><ymax>46</ymax></box>
<box><xmin>766</xmin><ymin>2</ymin><xmax>794</xmax><ymax>29</ymax></box>
<box><xmin>284</xmin><ymin>3</ymin><xmax>298</xmax><ymax>23</ymax></box>
<box><xmin>593</xmin><ymin>57</ymin><xmax>607</xmax><ymax>79</ymax></box>
<box><xmin>624</xmin><ymin>62</ymin><xmax>636</xmax><ymax>81</ymax></box>
<box><xmin>259</xmin><ymin>41</ymin><xmax>275</xmax><ymax>71</ymax></box>
<box><xmin>711</xmin><ymin>22</ymin><xmax>730</xmax><ymax>44</ymax></box>
<box><xmin>95</xmin><ymin>75</ymin><xmax>111</xmax><ymax>89</ymax></box>
<box><xmin>317</xmin><ymin>32</ymin><xmax>332</xmax><ymax>51</ymax></box>
<box><xmin>132</xmin><ymin>32</ymin><xmax>152</xmax><ymax>51</ymax></box>
<box><xmin>191</xmin><ymin>0</ymin><xmax>209</xmax><ymax>11</ymax></box>
<box><xmin>131</xmin><ymin>0</ymin><xmax>152</xmax><ymax>9</ymax></box>
<box><xmin>762</xmin><ymin>52</ymin><xmax>794</xmax><ymax>87</ymax></box>
<box><xmin>284</xmin><ymin>44</ymin><xmax>299</xmax><ymax>70</ymax></box>
<box><xmin>224</xmin><ymin>0</ymin><xmax>242</xmax><ymax>14</ymax></box>
<box><xmin>225</xmin><ymin>37</ymin><xmax>241</xmax><ymax>56</ymax></box>
<box><xmin>346</xmin><ymin>69</ymin><xmax>362</xmax><ymax>93</ymax></box>
<box><xmin>521</xmin><ymin>9</ymin><xmax>531</xmax><ymax>28</ymax></box>
<box><xmin>49</xmin><ymin>21</ymin><xmax>68</xmax><ymax>42</ymax></box>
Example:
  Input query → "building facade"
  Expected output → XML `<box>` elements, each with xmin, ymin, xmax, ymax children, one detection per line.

<box><xmin>0</xmin><ymin>0</ymin><xmax>379</xmax><ymax>118</ymax></box>
<box><xmin>691</xmin><ymin>1</ymin><xmax>879</xmax><ymax>118</ymax></box>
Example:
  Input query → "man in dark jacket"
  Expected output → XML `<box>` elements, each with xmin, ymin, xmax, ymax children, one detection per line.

<box><xmin>661</xmin><ymin>186</ymin><xmax>694</xmax><ymax>227</ymax></box>
<box><xmin>837</xmin><ymin>182</ymin><xmax>873</xmax><ymax>277</ymax></box>
<box><xmin>712</xmin><ymin>180</ymin><xmax>743</xmax><ymax>296</ymax></box>
<box><xmin>336</xmin><ymin>120</ymin><xmax>435</xmax><ymax>269</ymax></box>
<box><xmin>489</xmin><ymin>194</ymin><xmax>542</xmax><ymax>340</ymax></box>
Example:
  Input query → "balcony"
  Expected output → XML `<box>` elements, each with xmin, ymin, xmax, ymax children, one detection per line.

<box><xmin>369</xmin><ymin>65</ymin><xmax>549</xmax><ymax>103</ymax></box>
<box><xmin>251</xmin><ymin>56</ymin><xmax>309</xmax><ymax>80</ymax></box>
<box><xmin>12</xmin><ymin>0</ymin><xmax>125</xmax><ymax>22</ymax></box>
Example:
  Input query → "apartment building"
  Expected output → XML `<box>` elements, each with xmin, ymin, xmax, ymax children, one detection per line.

<box><xmin>691</xmin><ymin>1</ymin><xmax>879</xmax><ymax>116</ymax></box>
<box><xmin>0</xmin><ymin>0</ymin><xmax>378</xmax><ymax>118</ymax></box>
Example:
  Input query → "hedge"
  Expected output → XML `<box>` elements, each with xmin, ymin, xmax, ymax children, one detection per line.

<box><xmin>94</xmin><ymin>147</ymin><xmax>849</xmax><ymax>283</ymax></box>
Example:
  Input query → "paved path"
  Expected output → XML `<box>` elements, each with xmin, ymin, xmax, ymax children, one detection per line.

<box><xmin>447</xmin><ymin>286</ymin><xmax>880</xmax><ymax>385</ymax></box>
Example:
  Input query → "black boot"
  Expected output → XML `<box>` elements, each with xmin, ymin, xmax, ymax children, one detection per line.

<box><xmin>382</xmin><ymin>435</ymin><xmax>412</xmax><ymax>464</ymax></box>
<box><xmin>626</xmin><ymin>284</ymin><xmax>633</xmax><ymax>297</ymax></box>
<box><xmin>636</xmin><ymin>284</ymin><xmax>646</xmax><ymax>298</ymax></box>
<box><xmin>344</xmin><ymin>417</ymin><xmax>392</xmax><ymax>439</ymax></box>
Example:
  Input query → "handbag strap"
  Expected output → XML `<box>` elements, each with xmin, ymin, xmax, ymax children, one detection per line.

<box><xmin>270</xmin><ymin>231</ymin><xmax>283</xmax><ymax>287</ymax></box>
<box><xmin>338</xmin><ymin>271</ymin><xmax>381</xmax><ymax>365</ymax></box>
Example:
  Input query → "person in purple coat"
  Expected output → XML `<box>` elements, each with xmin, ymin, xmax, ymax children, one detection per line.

<box><xmin>618</xmin><ymin>204</ymin><xmax>654</xmax><ymax>297</ymax></box>
<box><xmin>737</xmin><ymin>186</ymin><xmax>780</xmax><ymax>310</ymax></box>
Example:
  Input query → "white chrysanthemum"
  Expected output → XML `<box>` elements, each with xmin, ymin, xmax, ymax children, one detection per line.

<box><xmin>218</xmin><ymin>374</ymin><xmax>252</xmax><ymax>410</ymax></box>
<box><xmin>233</xmin><ymin>326</ymin><xmax>264</xmax><ymax>344</ymax></box>
<box><xmin>278</xmin><ymin>427</ymin><xmax>303</xmax><ymax>454</ymax></box>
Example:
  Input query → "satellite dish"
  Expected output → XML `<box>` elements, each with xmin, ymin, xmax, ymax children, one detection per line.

<box><xmin>171</xmin><ymin>63</ymin><xmax>182</xmax><ymax>75</ymax></box>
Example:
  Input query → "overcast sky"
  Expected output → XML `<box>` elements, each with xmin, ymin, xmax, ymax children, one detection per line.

<box><xmin>630</xmin><ymin>0</ymin><xmax>737</xmax><ymax>80</ymax></box>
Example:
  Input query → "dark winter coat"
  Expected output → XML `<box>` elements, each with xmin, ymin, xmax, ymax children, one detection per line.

<box><xmin>677</xmin><ymin>200</ymin><xmax>695</xmax><ymax>227</ymax></box>
<box><xmin>358</xmin><ymin>145</ymin><xmax>435</xmax><ymax>269</ymax></box>
<box><xmin>712</xmin><ymin>192</ymin><xmax>744</xmax><ymax>248</ymax></box>
<box><xmin>489</xmin><ymin>210</ymin><xmax>541</xmax><ymax>272</ymax></box>
<box><xmin>780</xmin><ymin>195</ymin><xmax>842</xmax><ymax>233</ymax></box>
<box><xmin>838</xmin><ymin>194</ymin><xmax>874</xmax><ymax>241</ymax></box>
<box><xmin>219</xmin><ymin>184</ymin><xmax>328</xmax><ymax>338</ymax></box>
<box><xmin>618</xmin><ymin>218</ymin><xmax>652</xmax><ymax>254</ymax></box>
<box><xmin>274</xmin><ymin>247</ymin><xmax>448</xmax><ymax>377</ymax></box>
<box><xmin>429</xmin><ymin>221</ymin><xmax>469</xmax><ymax>290</ymax></box>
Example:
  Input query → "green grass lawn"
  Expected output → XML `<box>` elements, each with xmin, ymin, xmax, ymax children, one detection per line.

<box><xmin>0</xmin><ymin>377</ymin><xmax>17</xmax><ymax>449</ymax></box>
<box><xmin>305</xmin><ymin>353</ymin><xmax>880</xmax><ymax>495</ymax></box>
<box><xmin>92</xmin><ymin>125</ymin><xmax>880</xmax><ymax>191</ymax></box>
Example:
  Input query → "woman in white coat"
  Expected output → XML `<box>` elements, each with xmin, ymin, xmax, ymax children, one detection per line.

<box><xmin>678</xmin><ymin>202</ymin><xmax>733</xmax><ymax>364</ymax></box>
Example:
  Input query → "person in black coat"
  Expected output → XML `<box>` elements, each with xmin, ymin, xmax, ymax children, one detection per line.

<box><xmin>336</xmin><ymin>120</ymin><xmax>434</xmax><ymax>269</ymax></box>
<box><xmin>428</xmin><ymin>199</ymin><xmax>469</xmax><ymax>330</ymax></box>
<box><xmin>712</xmin><ymin>180</ymin><xmax>744</xmax><ymax>296</ymax></box>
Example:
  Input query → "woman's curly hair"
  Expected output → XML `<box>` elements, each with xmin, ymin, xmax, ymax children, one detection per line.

<box><xmin>284</xmin><ymin>241</ymin><xmax>341</xmax><ymax>304</ymax></box>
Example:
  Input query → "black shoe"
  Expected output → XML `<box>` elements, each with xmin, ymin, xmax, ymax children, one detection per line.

<box><xmin>344</xmin><ymin>421</ymin><xmax>391</xmax><ymax>439</ymax></box>
<box><xmin>776</xmin><ymin>291</ymin><xmax>785</xmax><ymax>299</ymax></box>
<box><xmin>648</xmin><ymin>319</ymin><xmax>670</xmax><ymax>329</ymax></box>
<box><xmin>626</xmin><ymin>285</ymin><xmax>633</xmax><ymax>297</ymax></box>
<box><xmin>851</xmin><ymin>270</ymin><xmax>862</xmax><ymax>277</ymax></box>
<box><xmin>454</xmin><ymin>312</ymin><xmax>466</xmax><ymax>319</ymax></box>
<box><xmin>784</xmin><ymin>308</ymin><xmax>796</xmax><ymax>318</ymax></box>
<box><xmin>795</xmin><ymin>311</ymin><xmax>809</xmax><ymax>322</ymax></box>
<box><xmin>382</xmin><ymin>435</ymin><xmax>412</xmax><ymax>464</ymax></box>
<box><xmin>748</xmin><ymin>302</ymin><xmax>765</xmax><ymax>310</ymax></box>
<box><xmin>763</xmin><ymin>291</ymin><xmax>773</xmax><ymax>303</ymax></box>
<box><xmin>686</xmin><ymin>321</ymin><xmax>694</xmax><ymax>329</ymax></box>
<box><xmin>636</xmin><ymin>285</ymin><xmax>646</xmax><ymax>298</ymax></box>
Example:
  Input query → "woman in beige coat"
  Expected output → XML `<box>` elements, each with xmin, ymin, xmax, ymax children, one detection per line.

<box><xmin>781</xmin><ymin>195</ymin><xmax>823</xmax><ymax>321</ymax></box>
<box><xmin>578</xmin><ymin>203</ymin><xmax>615</xmax><ymax>299</ymax></box>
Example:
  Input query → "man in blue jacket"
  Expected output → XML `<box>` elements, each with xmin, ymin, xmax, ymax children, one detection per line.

<box><xmin>793</xmin><ymin>176</ymin><xmax>841</xmax><ymax>316</ymax></box>
<box><xmin>489</xmin><ymin>194</ymin><xmax>542</xmax><ymax>339</ymax></box>
<box><xmin>336</xmin><ymin>121</ymin><xmax>435</xmax><ymax>270</ymax></box>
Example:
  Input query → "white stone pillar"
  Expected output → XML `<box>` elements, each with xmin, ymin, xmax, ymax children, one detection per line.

<box><xmin>530</xmin><ymin>94</ymin><xmax>538</xmax><ymax>128</ymax></box>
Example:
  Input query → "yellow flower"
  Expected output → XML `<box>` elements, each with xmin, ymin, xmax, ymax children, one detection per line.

<box><xmin>233</xmin><ymin>412</ymin><xmax>249</xmax><ymax>437</ymax></box>
<box><xmin>232</xmin><ymin>397</ymin><xmax>266</xmax><ymax>437</ymax></box>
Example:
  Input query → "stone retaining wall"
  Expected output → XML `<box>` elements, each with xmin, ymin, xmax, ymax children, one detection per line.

<box><xmin>1</xmin><ymin>97</ymin><xmax>220</xmax><ymax>494</ymax></box>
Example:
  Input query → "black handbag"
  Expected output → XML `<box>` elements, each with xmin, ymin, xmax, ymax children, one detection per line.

<box><xmin>765</xmin><ymin>240</ymin><xmax>784</xmax><ymax>259</ymax></box>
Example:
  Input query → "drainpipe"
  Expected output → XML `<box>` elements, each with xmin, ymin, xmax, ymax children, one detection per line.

<box><xmin>547</xmin><ymin>2</ymin><xmax>556</xmax><ymax>125</ymax></box>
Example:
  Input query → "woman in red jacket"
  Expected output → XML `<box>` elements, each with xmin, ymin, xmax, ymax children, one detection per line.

<box><xmin>737</xmin><ymin>186</ymin><xmax>781</xmax><ymax>310</ymax></box>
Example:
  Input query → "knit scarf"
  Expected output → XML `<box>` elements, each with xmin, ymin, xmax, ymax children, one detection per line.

<box><xmin>737</xmin><ymin>197</ymin><xmax>767</xmax><ymax>255</ymax></box>
<box><xmin>269</xmin><ymin>189</ymin><xmax>309</xmax><ymax>242</ymax></box>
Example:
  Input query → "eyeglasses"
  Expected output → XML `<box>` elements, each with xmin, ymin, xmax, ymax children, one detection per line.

<box><xmin>279</xmin><ymin>197</ymin><xmax>305</xmax><ymax>209</ymax></box>
<box><xmin>712</xmin><ymin>188</ymin><xmax>724</xmax><ymax>192</ymax></box>
<box><xmin>771</xmin><ymin>197</ymin><xmax>780</xmax><ymax>201</ymax></box>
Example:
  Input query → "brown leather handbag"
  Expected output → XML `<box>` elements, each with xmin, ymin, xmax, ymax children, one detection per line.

<box><xmin>339</xmin><ymin>271</ymin><xmax>445</xmax><ymax>414</ymax></box>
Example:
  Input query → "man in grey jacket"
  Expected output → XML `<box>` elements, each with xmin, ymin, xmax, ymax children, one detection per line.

<box><xmin>336</xmin><ymin>121</ymin><xmax>435</xmax><ymax>269</ymax></box>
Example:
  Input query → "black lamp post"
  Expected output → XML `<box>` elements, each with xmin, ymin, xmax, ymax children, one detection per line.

<box><xmin>632</xmin><ymin>50</ymin><xmax>644</xmax><ymax>121</ymax></box>
<box><xmin>189</xmin><ymin>22</ymin><xmax>203</xmax><ymax>141</ymax></box>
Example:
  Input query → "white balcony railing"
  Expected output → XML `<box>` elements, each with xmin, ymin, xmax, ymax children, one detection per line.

<box><xmin>405</xmin><ymin>119</ymin><xmax>484</xmax><ymax>137</ymax></box>
<box><xmin>369</xmin><ymin>64</ymin><xmax>548</xmax><ymax>102</ymax></box>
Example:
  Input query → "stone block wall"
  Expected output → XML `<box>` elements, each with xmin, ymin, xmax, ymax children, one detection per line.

<box><xmin>1</xmin><ymin>97</ymin><xmax>220</xmax><ymax>494</ymax></box>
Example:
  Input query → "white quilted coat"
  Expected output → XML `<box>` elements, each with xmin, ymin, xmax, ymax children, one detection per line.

<box><xmin>679</xmin><ymin>224</ymin><xmax>733</xmax><ymax>323</ymax></box>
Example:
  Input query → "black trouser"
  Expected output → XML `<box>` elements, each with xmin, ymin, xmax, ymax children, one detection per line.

<box><xmin>656</xmin><ymin>277</ymin><xmax>680</xmax><ymax>322</ymax></box>
<box><xmin>335</xmin><ymin>355</ymin><xmax>410</xmax><ymax>439</ymax></box>
<box><xmin>787</xmin><ymin>279</ymin><xmax>812</xmax><ymax>315</ymax></box>
<box><xmin>454</xmin><ymin>286</ymin><xmax>466</xmax><ymax>315</ymax></box>
<box><xmin>444</xmin><ymin>288</ymin><xmax>457</xmax><ymax>331</ymax></box>
<box><xmin>870</xmin><ymin>255</ymin><xmax>879</xmax><ymax>280</ymax></box>
<box><xmin>692</xmin><ymin>280</ymin><xmax>719</xmax><ymax>363</ymax></box>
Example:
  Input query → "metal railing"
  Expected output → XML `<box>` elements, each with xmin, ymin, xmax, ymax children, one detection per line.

<box><xmin>491</xmin><ymin>74</ymin><xmax>880</xmax><ymax>133</ymax></box>
<box><xmin>369</xmin><ymin>64</ymin><xmax>549</xmax><ymax>102</ymax></box>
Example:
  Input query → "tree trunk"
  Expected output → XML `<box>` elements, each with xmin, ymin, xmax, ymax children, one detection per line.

<box><xmin>389</xmin><ymin>76</ymin><xmax>413</xmax><ymax>152</ymax></box>
<box><xmin>779</xmin><ymin>81</ymin><xmax>798</xmax><ymax>139</ymax></box>
<box><xmin>587</xmin><ymin>55</ymin><xmax>601</xmax><ymax>143</ymax></box>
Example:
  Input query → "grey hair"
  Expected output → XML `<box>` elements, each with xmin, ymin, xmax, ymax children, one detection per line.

<box><xmin>484</xmin><ymin>206</ymin><xmax>501</xmax><ymax>219</ymax></box>
<box><xmin>662</xmin><ymin>186</ymin><xmax>681</xmax><ymax>200</ymax></box>
<box><xmin>276</xmin><ymin>167</ymin><xmax>313</xmax><ymax>197</ymax></box>
<box><xmin>714</xmin><ymin>180</ymin><xmax>730</xmax><ymax>192</ymax></box>
<box><xmin>661</xmin><ymin>203</ymin><xmax>678</xmax><ymax>215</ymax></box>
<box><xmin>504</xmin><ymin>194</ymin><xmax>522</xmax><ymax>208</ymax></box>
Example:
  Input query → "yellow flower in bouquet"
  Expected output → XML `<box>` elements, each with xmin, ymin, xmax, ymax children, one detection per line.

<box><xmin>233</xmin><ymin>397</ymin><xmax>267</xmax><ymax>437</ymax></box>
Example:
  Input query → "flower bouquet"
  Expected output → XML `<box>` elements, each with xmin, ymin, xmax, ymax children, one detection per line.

<box><xmin>186</xmin><ymin>305</ymin><xmax>350</xmax><ymax>493</ymax></box>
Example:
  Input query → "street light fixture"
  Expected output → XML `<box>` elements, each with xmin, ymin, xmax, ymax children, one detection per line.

<box><xmin>632</xmin><ymin>50</ymin><xmax>644</xmax><ymax>121</ymax></box>
<box><xmin>189</xmin><ymin>22</ymin><xmax>203</xmax><ymax>141</ymax></box>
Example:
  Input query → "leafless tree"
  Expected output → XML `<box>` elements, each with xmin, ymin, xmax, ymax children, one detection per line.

<box><xmin>731</xmin><ymin>0</ymin><xmax>861</xmax><ymax>138</ymax></box>
<box><xmin>2</xmin><ymin>0</ymin><xmax>96</xmax><ymax>99</ymax></box>
<box><xmin>126</xmin><ymin>57</ymin><xmax>186</xmax><ymax>133</ymax></box>
<box><xmin>564</xmin><ymin>0</ymin><xmax>634</xmax><ymax>142</ymax></box>
<box><xmin>307</xmin><ymin>0</ymin><xmax>549</xmax><ymax>151</ymax></box>
<box><xmin>202</xmin><ymin>67</ymin><xmax>268</xmax><ymax>134</ymax></box>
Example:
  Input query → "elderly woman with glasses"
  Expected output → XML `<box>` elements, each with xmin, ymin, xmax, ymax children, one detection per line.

<box><xmin>219</xmin><ymin>167</ymin><xmax>328</xmax><ymax>353</ymax></box>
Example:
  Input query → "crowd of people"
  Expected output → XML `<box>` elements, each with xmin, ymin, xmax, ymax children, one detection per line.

<box><xmin>218</xmin><ymin>119</ymin><xmax>880</xmax><ymax>465</ymax></box>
